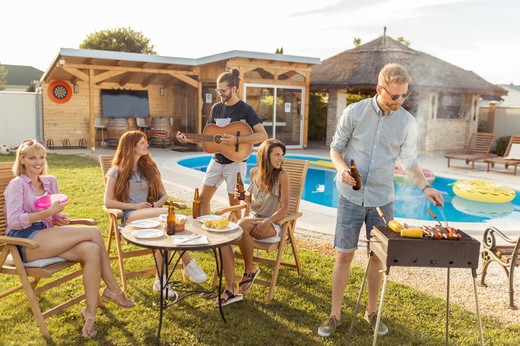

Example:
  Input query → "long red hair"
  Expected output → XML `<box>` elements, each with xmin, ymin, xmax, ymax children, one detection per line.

<box><xmin>112</xmin><ymin>131</ymin><xmax>163</xmax><ymax>202</ymax></box>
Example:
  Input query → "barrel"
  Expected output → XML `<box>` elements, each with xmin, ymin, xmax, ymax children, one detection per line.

<box><xmin>150</xmin><ymin>116</ymin><xmax>173</xmax><ymax>147</ymax></box>
<box><xmin>107</xmin><ymin>118</ymin><xmax>130</xmax><ymax>147</ymax></box>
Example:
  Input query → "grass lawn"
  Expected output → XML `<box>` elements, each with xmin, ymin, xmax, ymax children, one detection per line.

<box><xmin>0</xmin><ymin>153</ymin><xmax>519</xmax><ymax>345</ymax></box>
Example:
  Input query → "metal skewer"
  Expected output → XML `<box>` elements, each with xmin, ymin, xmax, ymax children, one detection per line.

<box><xmin>426</xmin><ymin>208</ymin><xmax>443</xmax><ymax>228</ymax></box>
<box><xmin>437</xmin><ymin>206</ymin><xmax>449</xmax><ymax>228</ymax></box>
<box><xmin>376</xmin><ymin>207</ymin><xmax>387</xmax><ymax>225</ymax></box>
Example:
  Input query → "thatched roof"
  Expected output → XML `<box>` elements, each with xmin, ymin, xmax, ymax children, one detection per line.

<box><xmin>311</xmin><ymin>36</ymin><xmax>506</xmax><ymax>97</ymax></box>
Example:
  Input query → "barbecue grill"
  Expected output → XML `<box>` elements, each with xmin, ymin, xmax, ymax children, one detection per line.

<box><xmin>348</xmin><ymin>225</ymin><xmax>484</xmax><ymax>346</ymax></box>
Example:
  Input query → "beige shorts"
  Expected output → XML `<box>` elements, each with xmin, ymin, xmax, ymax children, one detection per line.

<box><xmin>203</xmin><ymin>159</ymin><xmax>247</xmax><ymax>194</ymax></box>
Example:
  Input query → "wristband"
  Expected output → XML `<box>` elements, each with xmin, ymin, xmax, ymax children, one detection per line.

<box><xmin>421</xmin><ymin>184</ymin><xmax>433</xmax><ymax>192</ymax></box>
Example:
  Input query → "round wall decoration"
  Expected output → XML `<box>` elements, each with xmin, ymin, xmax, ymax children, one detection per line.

<box><xmin>48</xmin><ymin>80</ymin><xmax>72</xmax><ymax>104</ymax></box>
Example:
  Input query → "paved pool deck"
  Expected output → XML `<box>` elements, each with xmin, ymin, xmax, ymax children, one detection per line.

<box><xmin>49</xmin><ymin>142</ymin><xmax>520</xmax><ymax>242</ymax></box>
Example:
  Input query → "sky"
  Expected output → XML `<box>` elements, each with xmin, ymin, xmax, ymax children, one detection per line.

<box><xmin>2</xmin><ymin>0</ymin><xmax>519</xmax><ymax>85</ymax></box>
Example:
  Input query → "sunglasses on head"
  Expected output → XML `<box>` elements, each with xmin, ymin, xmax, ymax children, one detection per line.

<box><xmin>21</xmin><ymin>139</ymin><xmax>44</xmax><ymax>147</ymax></box>
<box><xmin>379</xmin><ymin>85</ymin><xmax>411</xmax><ymax>101</ymax></box>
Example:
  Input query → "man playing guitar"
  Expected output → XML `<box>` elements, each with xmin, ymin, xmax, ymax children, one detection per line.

<box><xmin>176</xmin><ymin>68</ymin><xmax>267</xmax><ymax>216</ymax></box>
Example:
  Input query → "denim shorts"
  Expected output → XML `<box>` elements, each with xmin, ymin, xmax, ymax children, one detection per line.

<box><xmin>7</xmin><ymin>222</ymin><xmax>47</xmax><ymax>262</ymax></box>
<box><xmin>334</xmin><ymin>195</ymin><xmax>393</xmax><ymax>253</ymax></box>
<box><xmin>122</xmin><ymin>209</ymin><xmax>135</xmax><ymax>226</ymax></box>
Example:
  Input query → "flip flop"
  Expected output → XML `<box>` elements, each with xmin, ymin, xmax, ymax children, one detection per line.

<box><xmin>238</xmin><ymin>266</ymin><xmax>261</xmax><ymax>293</ymax></box>
<box><xmin>213</xmin><ymin>289</ymin><xmax>243</xmax><ymax>307</ymax></box>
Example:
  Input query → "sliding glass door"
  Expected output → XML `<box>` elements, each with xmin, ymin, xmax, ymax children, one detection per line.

<box><xmin>244</xmin><ymin>84</ymin><xmax>303</xmax><ymax>147</ymax></box>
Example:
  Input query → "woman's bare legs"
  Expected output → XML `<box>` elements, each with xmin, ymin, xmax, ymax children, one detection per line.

<box><xmin>220</xmin><ymin>244</ymin><xmax>239</xmax><ymax>294</ymax></box>
<box><xmin>27</xmin><ymin>226</ymin><xmax>133</xmax><ymax>306</ymax></box>
<box><xmin>237</xmin><ymin>218</ymin><xmax>276</xmax><ymax>273</ymax></box>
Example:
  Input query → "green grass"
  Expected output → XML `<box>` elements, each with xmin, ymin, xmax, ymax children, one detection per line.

<box><xmin>0</xmin><ymin>153</ymin><xmax>519</xmax><ymax>345</ymax></box>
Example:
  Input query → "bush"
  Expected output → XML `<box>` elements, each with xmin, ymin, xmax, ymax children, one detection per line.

<box><xmin>495</xmin><ymin>136</ymin><xmax>510</xmax><ymax>156</ymax></box>
<box><xmin>308</xmin><ymin>93</ymin><xmax>327</xmax><ymax>140</ymax></box>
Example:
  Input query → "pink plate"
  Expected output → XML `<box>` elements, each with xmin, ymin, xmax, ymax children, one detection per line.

<box><xmin>35</xmin><ymin>194</ymin><xmax>69</xmax><ymax>210</ymax></box>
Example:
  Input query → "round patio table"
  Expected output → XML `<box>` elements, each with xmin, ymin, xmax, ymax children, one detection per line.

<box><xmin>121</xmin><ymin>216</ymin><xmax>242</xmax><ymax>344</ymax></box>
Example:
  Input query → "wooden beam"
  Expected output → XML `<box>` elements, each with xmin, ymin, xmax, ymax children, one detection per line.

<box><xmin>63</xmin><ymin>63</ymin><xmax>199</xmax><ymax>77</ymax></box>
<box><xmin>167</xmin><ymin>73</ymin><xmax>198</xmax><ymax>88</ymax></box>
<box><xmin>61</xmin><ymin>67</ymin><xmax>89</xmax><ymax>82</ymax></box>
<box><xmin>93</xmin><ymin>70</ymin><xmax>126</xmax><ymax>84</ymax></box>
<box><xmin>118</xmin><ymin>73</ymin><xmax>134</xmax><ymax>87</ymax></box>
<box><xmin>89</xmin><ymin>69</ymin><xmax>96</xmax><ymax>150</ymax></box>
<box><xmin>141</xmin><ymin>74</ymin><xmax>156</xmax><ymax>88</ymax></box>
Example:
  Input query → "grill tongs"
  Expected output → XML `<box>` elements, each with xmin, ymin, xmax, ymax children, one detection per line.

<box><xmin>376</xmin><ymin>207</ymin><xmax>387</xmax><ymax>226</ymax></box>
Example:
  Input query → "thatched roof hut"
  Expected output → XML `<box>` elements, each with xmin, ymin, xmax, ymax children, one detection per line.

<box><xmin>311</xmin><ymin>35</ymin><xmax>505</xmax><ymax>96</ymax></box>
<box><xmin>310</xmin><ymin>35</ymin><xmax>507</xmax><ymax>152</ymax></box>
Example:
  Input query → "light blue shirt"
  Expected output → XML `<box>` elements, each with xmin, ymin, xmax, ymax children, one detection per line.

<box><xmin>330</xmin><ymin>96</ymin><xmax>418</xmax><ymax>207</ymax></box>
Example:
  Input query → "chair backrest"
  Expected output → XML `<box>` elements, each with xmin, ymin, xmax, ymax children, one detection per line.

<box><xmin>504</xmin><ymin>135</ymin><xmax>520</xmax><ymax>157</ymax></box>
<box><xmin>465</xmin><ymin>132</ymin><xmax>495</xmax><ymax>154</ymax></box>
<box><xmin>0</xmin><ymin>162</ymin><xmax>14</xmax><ymax>237</ymax></box>
<box><xmin>136</xmin><ymin>117</ymin><xmax>147</xmax><ymax>127</ymax></box>
<box><xmin>99</xmin><ymin>155</ymin><xmax>114</xmax><ymax>185</ymax></box>
<box><xmin>282</xmin><ymin>159</ymin><xmax>309</xmax><ymax>215</ymax></box>
<box><xmin>94</xmin><ymin>117</ymin><xmax>105</xmax><ymax>128</ymax></box>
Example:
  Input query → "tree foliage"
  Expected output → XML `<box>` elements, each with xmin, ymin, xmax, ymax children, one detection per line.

<box><xmin>79</xmin><ymin>27</ymin><xmax>157</xmax><ymax>54</ymax></box>
<box><xmin>308</xmin><ymin>92</ymin><xmax>327</xmax><ymax>140</ymax></box>
<box><xmin>0</xmin><ymin>62</ymin><xmax>6</xmax><ymax>90</ymax></box>
<box><xmin>275</xmin><ymin>47</ymin><xmax>284</xmax><ymax>54</ymax></box>
<box><xmin>353</xmin><ymin>37</ymin><xmax>362</xmax><ymax>47</ymax></box>
<box><xmin>397</xmin><ymin>36</ymin><xmax>411</xmax><ymax>47</ymax></box>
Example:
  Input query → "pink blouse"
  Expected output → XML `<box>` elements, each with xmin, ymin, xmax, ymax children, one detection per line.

<box><xmin>4</xmin><ymin>174</ymin><xmax>62</xmax><ymax>234</ymax></box>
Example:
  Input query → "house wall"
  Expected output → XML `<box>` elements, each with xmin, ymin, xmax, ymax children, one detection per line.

<box><xmin>0</xmin><ymin>91</ymin><xmax>39</xmax><ymax>148</ymax></box>
<box><xmin>480</xmin><ymin>104</ymin><xmax>520</xmax><ymax>141</ymax></box>
<box><xmin>41</xmin><ymin>80</ymin><xmax>194</xmax><ymax>147</ymax></box>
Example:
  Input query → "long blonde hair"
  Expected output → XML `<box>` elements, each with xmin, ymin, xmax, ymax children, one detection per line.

<box><xmin>112</xmin><ymin>131</ymin><xmax>163</xmax><ymax>202</ymax></box>
<box><xmin>256</xmin><ymin>138</ymin><xmax>286</xmax><ymax>191</ymax></box>
<box><xmin>13</xmin><ymin>140</ymin><xmax>48</xmax><ymax>176</ymax></box>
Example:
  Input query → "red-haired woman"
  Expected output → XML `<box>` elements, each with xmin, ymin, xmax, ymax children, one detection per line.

<box><xmin>216</xmin><ymin>138</ymin><xmax>289</xmax><ymax>306</ymax></box>
<box><xmin>104</xmin><ymin>131</ymin><xmax>207</xmax><ymax>298</ymax></box>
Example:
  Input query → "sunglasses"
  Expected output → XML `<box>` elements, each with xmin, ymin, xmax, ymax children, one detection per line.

<box><xmin>379</xmin><ymin>85</ymin><xmax>411</xmax><ymax>101</ymax></box>
<box><xmin>21</xmin><ymin>139</ymin><xmax>44</xmax><ymax>147</ymax></box>
<box><xmin>214</xmin><ymin>87</ymin><xmax>230</xmax><ymax>95</ymax></box>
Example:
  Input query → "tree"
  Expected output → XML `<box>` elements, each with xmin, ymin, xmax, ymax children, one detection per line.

<box><xmin>80</xmin><ymin>27</ymin><xmax>157</xmax><ymax>54</ymax></box>
<box><xmin>0</xmin><ymin>62</ymin><xmax>6</xmax><ymax>91</ymax></box>
<box><xmin>397</xmin><ymin>36</ymin><xmax>411</xmax><ymax>47</ymax></box>
<box><xmin>275</xmin><ymin>47</ymin><xmax>284</xmax><ymax>54</ymax></box>
<box><xmin>353</xmin><ymin>37</ymin><xmax>362</xmax><ymax>47</ymax></box>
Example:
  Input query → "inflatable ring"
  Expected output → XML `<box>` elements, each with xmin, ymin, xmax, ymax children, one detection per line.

<box><xmin>452</xmin><ymin>180</ymin><xmax>516</xmax><ymax>203</ymax></box>
<box><xmin>48</xmin><ymin>80</ymin><xmax>72</xmax><ymax>104</ymax></box>
<box><xmin>309</xmin><ymin>160</ymin><xmax>334</xmax><ymax>169</ymax></box>
<box><xmin>451</xmin><ymin>196</ymin><xmax>513</xmax><ymax>218</ymax></box>
<box><xmin>394</xmin><ymin>166</ymin><xmax>435</xmax><ymax>185</ymax></box>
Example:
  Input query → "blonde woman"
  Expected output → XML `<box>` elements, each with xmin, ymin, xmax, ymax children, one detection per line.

<box><xmin>4</xmin><ymin>140</ymin><xmax>135</xmax><ymax>339</ymax></box>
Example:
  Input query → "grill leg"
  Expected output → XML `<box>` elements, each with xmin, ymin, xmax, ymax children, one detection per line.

<box><xmin>446</xmin><ymin>267</ymin><xmax>450</xmax><ymax>346</ymax></box>
<box><xmin>372</xmin><ymin>273</ymin><xmax>388</xmax><ymax>346</ymax></box>
<box><xmin>348</xmin><ymin>254</ymin><xmax>372</xmax><ymax>339</ymax></box>
<box><xmin>472</xmin><ymin>269</ymin><xmax>484</xmax><ymax>346</ymax></box>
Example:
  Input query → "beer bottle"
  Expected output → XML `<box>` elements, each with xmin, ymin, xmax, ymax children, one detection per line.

<box><xmin>350</xmin><ymin>159</ymin><xmax>362</xmax><ymax>191</ymax></box>
<box><xmin>192</xmin><ymin>188</ymin><xmax>201</xmax><ymax>219</ymax></box>
<box><xmin>166</xmin><ymin>200</ymin><xmax>176</xmax><ymax>235</ymax></box>
<box><xmin>147</xmin><ymin>186</ymin><xmax>154</xmax><ymax>206</ymax></box>
<box><xmin>236</xmin><ymin>172</ymin><xmax>245</xmax><ymax>200</ymax></box>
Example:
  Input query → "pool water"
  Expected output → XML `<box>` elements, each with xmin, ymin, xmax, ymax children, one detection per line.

<box><xmin>177</xmin><ymin>155</ymin><xmax>520</xmax><ymax>223</ymax></box>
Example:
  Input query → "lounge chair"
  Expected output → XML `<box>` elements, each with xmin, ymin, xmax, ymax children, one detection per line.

<box><xmin>445</xmin><ymin>132</ymin><xmax>496</xmax><ymax>169</ymax></box>
<box><xmin>480</xmin><ymin>226</ymin><xmax>520</xmax><ymax>309</ymax></box>
<box><xmin>484</xmin><ymin>135</ymin><xmax>520</xmax><ymax>175</ymax></box>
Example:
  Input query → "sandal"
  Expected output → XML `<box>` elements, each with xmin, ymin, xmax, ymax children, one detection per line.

<box><xmin>238</xmin><ymin>266</ymin><xmax>260</xmax><ymax>293</ymax></box>
<box><xmin>102</xmin><ymin>288</ymin><xmax>136</xmax><ymax>309</ymax></box>
<box><xmin>80</xmin><ymin>307</ymin><xmax>97</xmax><ymax>339</ymax></box>
<box><xmin>213</xmin><ymin>289</ymin><xmax>243</xmax><ymax>307</ymax></box>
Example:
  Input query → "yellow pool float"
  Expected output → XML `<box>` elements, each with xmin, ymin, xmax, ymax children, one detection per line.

<box><xmin>309</xmin><ymin>160</ymin><xmax>335</xmax><ymax>169</ymax></box>
<box><xmin>452</xmin><ymin>180</ymin><xmax>516</xmax><ymax>203</ymax></box>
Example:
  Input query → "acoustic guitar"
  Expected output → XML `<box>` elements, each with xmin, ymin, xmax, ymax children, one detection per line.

<box><xmin>151</xmin><ymin>122</ymin><xmax>254</xmax><ymax>162</ymax></box>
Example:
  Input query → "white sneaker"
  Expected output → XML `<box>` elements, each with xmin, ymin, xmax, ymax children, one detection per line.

<box><xmin>183</xmin><ymin>259</ymin><xmax>207</xmax><ymax>284</ymax></box>
<box><xmin>153</xmin><ymin>279</ymin><xmax>176</xmax><ymax>299</ymax></box>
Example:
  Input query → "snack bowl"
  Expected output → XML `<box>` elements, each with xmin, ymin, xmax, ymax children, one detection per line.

<box><xmin>175</xmin><ymin>215</ymin><xmax>187</xmax><ymax>232</ymax></box>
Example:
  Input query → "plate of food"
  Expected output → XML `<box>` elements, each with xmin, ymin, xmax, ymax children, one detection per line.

<box><xmin>196</xmin><ymin>215</ymin><xmax>222</xmax><ymax>223</ymax></box>
<box><xmin>129</xmin><ymin>219</ymin><xmax>161</xmax><ymax>229</ymax></box>
<box><xmin>201</xmin><ymin>219</ymin><xmax>239</xmax><ymax>232</ymax></box>
<box><xmin>131</xmin><ymin>229</ymin><xmax>164</xmax><ymax>239</ymax></box>
<box><xmin>34</xmin><ymin>193</ymin><xmax>69</xmax><ymax>210</ymax></box>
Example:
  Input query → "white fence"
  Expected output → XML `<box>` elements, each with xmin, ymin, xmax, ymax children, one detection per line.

<box><xmin>0</xmin><ymin>91</ymin><xmax>41</xmax><ymax>148</ymax></box>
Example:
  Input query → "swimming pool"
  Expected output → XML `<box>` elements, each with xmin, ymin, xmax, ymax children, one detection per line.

<box><xmin>177</xmin><ymin>155</ymin><xmax>520</xmax><ymax>223</ymax></box>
